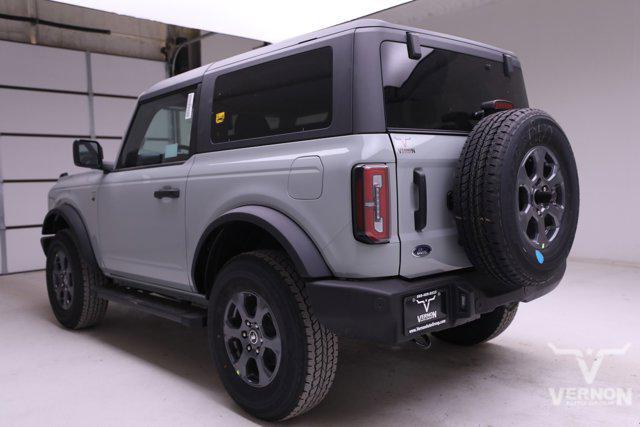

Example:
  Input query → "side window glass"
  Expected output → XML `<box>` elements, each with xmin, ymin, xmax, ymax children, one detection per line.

<box><xmin>120</xmin><ymin>90</ymin><xmax>195</xmax><ymax>168</ymax></box>
<box><xmin>211</xmin><ymin>47</ymin><xmax>332</xmax><ymax>143</ymax></box>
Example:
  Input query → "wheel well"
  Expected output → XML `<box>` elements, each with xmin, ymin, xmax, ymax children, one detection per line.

<box><xmin>42</xmin><ymin>211</ymin><xmax>70</xmax><ymax>235</ymax></box>
<box><xmin>194</xmin><ymin>221</ymin><xmax>284</xmax><ymax>295</ymax></box>
<box><xmin>41</xmin><ymin>212</ymin><xmax>71</xmax><ymax>253</ymax></box>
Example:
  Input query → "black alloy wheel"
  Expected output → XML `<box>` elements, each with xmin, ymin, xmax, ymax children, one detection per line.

<box><xmin>517</xmin><ymin>145</ymin><xmax>566</xmax><ymax>251</ymax></box>
<box><xmin>51</xmin><ymin>248</ymin><xmax>75</xmax><ymax>310</ymax></box>
<box><xmin>223</xmin><ymin>291</ymin><xmax>282</xmax><ymax>388</ymax></box>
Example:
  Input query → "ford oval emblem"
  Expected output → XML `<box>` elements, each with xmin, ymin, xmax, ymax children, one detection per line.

<box><xmin>412</xmin><ymin>245</ymin><xmax>432</xmax><ymax>258</ymax></box>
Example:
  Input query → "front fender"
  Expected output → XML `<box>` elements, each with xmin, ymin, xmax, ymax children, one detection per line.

<box><xmin>41</xmin><ymin>204</ymin><xmax>97</xmax><ymax>267</ymax></box>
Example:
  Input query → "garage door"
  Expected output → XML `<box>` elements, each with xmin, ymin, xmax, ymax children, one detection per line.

<box><xmin>0</xmin><ymin>40</ymin><xmax>166</xmax><ymax>273</ymax></box>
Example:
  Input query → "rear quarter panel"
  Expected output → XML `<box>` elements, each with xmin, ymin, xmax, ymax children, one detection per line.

<box><xmin>185</xmin><ymin>134</ymin><xmax>399</xmax><ymax>279</ymax></box>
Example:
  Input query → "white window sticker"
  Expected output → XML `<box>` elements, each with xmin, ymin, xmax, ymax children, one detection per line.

<box><xmin>185</xmin><ymin>92</ymin><xmax>194</xmax><ymax>120</ymax></box>
<box><xmin>164</xmin><ymin>143</ymin><xmax>178</xmax><ymax>159</ymax></box>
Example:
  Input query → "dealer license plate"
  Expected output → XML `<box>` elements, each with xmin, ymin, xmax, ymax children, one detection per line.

<box><xmin>404</xmin><ymin>289</ymin><xmax>447</xmax><ymax>335</ymax></box>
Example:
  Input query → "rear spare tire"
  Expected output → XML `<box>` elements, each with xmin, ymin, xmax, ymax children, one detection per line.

<box><xmin>453</xmin><ymin>108</ymin><xmax>579</xmax><ymax>290</ymax></box>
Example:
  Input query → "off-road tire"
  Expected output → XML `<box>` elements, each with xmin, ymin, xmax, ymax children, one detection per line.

<box><xmin>45</xmin><ymin>229</ymin><xmax>108</xmax><ymax>329</ymax></box>
<box><xmin>453</xmin><ymin>108</ymin><xmax>579</xmax><ymax>291</ymax></box>
<box><xmin>208</xmin><ymin>250</ymin><xmax>338</xmax><ymax>421</ymax></box>
<box><xmin>433</xmin><ymin>303</ymin><xmax>518</xmax><ymax>346</ymax></box>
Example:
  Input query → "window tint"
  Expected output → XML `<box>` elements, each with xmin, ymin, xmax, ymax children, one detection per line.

<box><xmin>212</xmin><ymin>47</ymin><xmax>332</xmax><ymax>143</ymax></box>
<box><xmin>381</xmin><ymin>42</ymin><xmax>528</xmax><ymax>132</ymax></box>
<box><xmin>119</xmin><ymin>90</ymin><xmax>195</xmax><ymax>168</ymax></box>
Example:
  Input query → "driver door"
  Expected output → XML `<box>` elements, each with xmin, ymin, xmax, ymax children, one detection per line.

<box><xmin>97</xmin><ymin>87</ymin><xmax>198</xmax><ymax>290</ymax></box>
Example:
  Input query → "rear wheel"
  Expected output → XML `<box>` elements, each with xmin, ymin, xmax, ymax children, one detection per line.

<box><xmin>45</xmin><ymin>229</ymin><xmax>108</xmax><ymax>329</ymax></box>
<box><xmin>433</xmin><ymin>303</ymin><xmax>518</xmax><ymax>346</ymax></box>
<box><xmin>208</xmin><ymin>250</ymin><xmax>338</xmax><ymax>421</ymax></box>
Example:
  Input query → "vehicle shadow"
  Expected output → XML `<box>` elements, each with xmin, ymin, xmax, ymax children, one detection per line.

<box><xmin>50</xmin><ymin>303</ymin><xmax>540</xmax><ymax>425</ymax></box>
<box><xmin>295</xmin><ymin>338</ymin><xmax>534</xmax><ymax>426</ymax></box>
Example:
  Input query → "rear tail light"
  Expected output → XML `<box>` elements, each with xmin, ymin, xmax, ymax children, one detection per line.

<box><xmin>352</xmin><ymin>164</ymin><xmax>390</xmax><ymax>244</ymax></box>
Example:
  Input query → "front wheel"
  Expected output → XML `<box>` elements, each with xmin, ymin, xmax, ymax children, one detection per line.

<box><xmin>208</xmin><ymin>250</ymin><xmax>338</xmax><ymax>421</ymax></box>
<box><xmin>45</xmin><ymin>229</ymin><xmax>108</xmax><ymax>329</ymax></box>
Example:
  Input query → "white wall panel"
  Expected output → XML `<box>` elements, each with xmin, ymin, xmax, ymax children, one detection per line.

<box><xmin>201</xmin><ymin>33</ymin><xmax>264</xmax><ymax>64</ymax></box>
<box><xmin>101</xmin><ymin>139</ymin><xmax>123</xmax><ymax>164</ymax></box>
<box><xmin>0</xmin><ymin>43</ymin><xmax>164</xmax><ymax>273</ymax></box>
<box><xmin>91</xmin><ymin>53</ymin><xmax>165</xmax><ymax>96</ymax></box>
<box><xmin>0</xmin><ymin>41</ymin><xmax>87</xmax><ymax>92</ymax></box>
<box><xmin>5</xmin><ymin>228</ymin><xmax>45</xmax><ymax>273</ymax></box>
<box><xmin>2</xmin><ymin>182</ymin><xmax>54</xmax><ymax>227</ymax></box>
<box><xmin>93</xmin><ymin>96</ymin><xmax>136</xmax><ymax>137</ymax></box>
<box><xmin>0</xmin><ymin>136</ymin><xmax>121</xmax><ymax>180</ymax></box>
<box><xmin>0</xmin><ymin>89</ymin><xmax>90</xmax><ymax>135</ymax></box>
<box><xmin>0</xmin><ymin>136</ymin><xmax>78</xmax><ymax>179</ymax></box>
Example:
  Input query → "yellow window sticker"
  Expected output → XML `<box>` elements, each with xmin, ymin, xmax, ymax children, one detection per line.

<box><xmin>215</xmin><ymin>112</ymin><xmax>226</xmax><ymax>124</ymax></box>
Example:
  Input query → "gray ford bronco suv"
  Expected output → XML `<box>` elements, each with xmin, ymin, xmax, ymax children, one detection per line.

<box><xmin>41</xmin><ymin>19</ymin><xmax>579</xmax><ymax>421</ymax></box>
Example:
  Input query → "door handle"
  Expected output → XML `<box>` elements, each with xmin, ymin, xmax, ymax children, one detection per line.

<box><xmin>153</xmin><ymin>187</ymin><xmax>180</xmax><ymax>199</ymax></box>
<box><xmin>413</xmin><ymin>168</ymin><xmax>427</xmax><ymax>231</ymax></box>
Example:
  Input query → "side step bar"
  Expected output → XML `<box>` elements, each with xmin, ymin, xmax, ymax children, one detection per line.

<box><xmin>96</xmin><ymin>286</ymin><xmax>207</xmax><ymax>328</ymax></box>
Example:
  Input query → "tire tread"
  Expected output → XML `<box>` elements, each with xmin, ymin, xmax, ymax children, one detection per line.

<box><xmin>53</xmin><ymin>229</ymin><xmax>108</xmax><ymax>329</ymax></box>
<box><xmin>246</xmin><ymin>250</ymin><xmax>338</xmax><ymax>420</ymax></box>
<box><xmin>453</xmin><ymin>108</ymin><xmax>568</xmax><ymax>289</ymax></box>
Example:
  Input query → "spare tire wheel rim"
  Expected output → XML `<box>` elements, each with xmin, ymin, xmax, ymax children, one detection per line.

<box><xmin>222</xmin><ymin>291</ymin><xmax>282</xmax><ymax>388</ymax></box>
<box><xmin>517</xmin><ymin>145</ymin><xmax>566</xmax><ymax>253</ymax></box>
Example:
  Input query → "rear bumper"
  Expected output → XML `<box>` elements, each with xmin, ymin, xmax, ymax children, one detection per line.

<box><xmin>306</xmin><ymin>269</ymin><xmax>560</xmax><ymax>345</ymax></box>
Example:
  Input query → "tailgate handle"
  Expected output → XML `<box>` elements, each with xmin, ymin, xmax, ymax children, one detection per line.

<box><xmin>413</xmin><ymin>168</ymin><xmax>427</xmax><ymax>231</ymax></box>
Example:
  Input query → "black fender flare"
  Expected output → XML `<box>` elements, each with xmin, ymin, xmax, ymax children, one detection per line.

<box><xmin>41</xmin><ymin>204</ymin><xmax>98</xmax><ymax>267</ymax></box>
<box><xmin>193</xmin><ymin>206</ymin><xmax>332</xmax><ymax>283</ymax></box>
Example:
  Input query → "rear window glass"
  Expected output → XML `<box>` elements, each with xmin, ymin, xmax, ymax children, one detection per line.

<box><xmin>212</xmin><ymin>47</ymin><xmax>332</xmax><ymax>143</ymax></box>
<box><xmin>381</xmin><ymin>41</ymin><xmax>528</xmax><ymax>132</ymax></box>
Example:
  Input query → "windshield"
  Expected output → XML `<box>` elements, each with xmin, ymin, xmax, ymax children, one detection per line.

<box><xmin>381</xmin><ymin>41</ymin><xmax>528</xmax><ymax>132</ymax></box>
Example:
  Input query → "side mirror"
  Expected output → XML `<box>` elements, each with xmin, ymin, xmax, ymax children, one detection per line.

<box><xmin>73</xmin><ymin>139</ymin><xmax>103</xmax><ymax>170</ymax></box>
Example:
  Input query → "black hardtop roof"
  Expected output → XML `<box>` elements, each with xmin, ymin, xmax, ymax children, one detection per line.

<box><xmin>140</xmin><ymin>19</ymin><xmax>513</xmax><ymax>101</ymax></box>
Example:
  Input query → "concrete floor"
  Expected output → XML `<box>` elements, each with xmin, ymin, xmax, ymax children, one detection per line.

<box><xmin>0</xmin><ymin>261</ymin><xmax>638</xmax><ymax>426</ymax></box>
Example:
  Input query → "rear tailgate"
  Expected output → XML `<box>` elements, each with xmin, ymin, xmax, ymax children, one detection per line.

<box><xmin>390</xmin><ymin>133</ymin><xmax>470</xmax><ymax>278</ymax></box>
<box><xmin>380</xmin><ymin>40</ymin><xmax>528</xmax><ymax>278</ymax></box>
